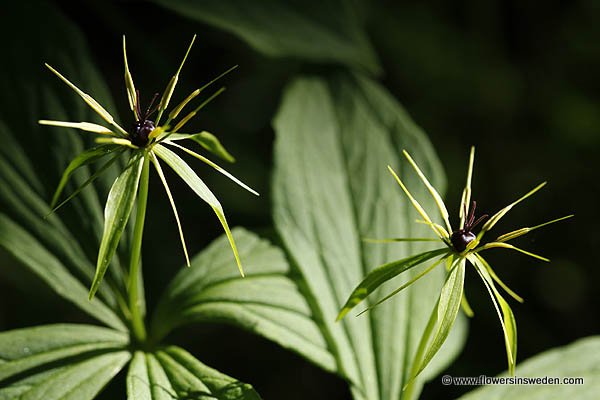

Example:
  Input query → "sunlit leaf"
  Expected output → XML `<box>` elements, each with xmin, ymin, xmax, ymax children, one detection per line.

<box><xmin>0</xmin><ymin>324</ymin><xmax>129</xmax><ymax>400</ymax></box>
<box><xmin>127</xmin><ymin>347</ymin><xmax>261</xmax><ymax>400</ymax></box>
<box><xmin>151</xmin><ymin>228</ymin><xmax>336</xmax><ymax>374</ymax></box>
<box><xmin>272</xmin><ymin>74</ymin><xmax>465</xmax><ymax>400</ymax></box>
<box><xmin>458</xmin><ymin>336</ymin><xmax>600</xmax><ymax>400</ymax></box>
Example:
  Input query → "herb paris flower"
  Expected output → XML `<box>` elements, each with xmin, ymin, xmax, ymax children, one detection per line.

<box><xmin>38</xmin><ymin>35</ymin><xmax>258</xmax><ymax>305</ymax></box>
<box><xmin>336</xmin><ymin>147</ymin><xmax>572</xmax><ymax>386</ymax></box>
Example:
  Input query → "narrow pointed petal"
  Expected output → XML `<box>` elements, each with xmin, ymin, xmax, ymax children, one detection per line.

<box><xmin>387</xmin><ymin>165</ymin><xmax>447</xmax><ymax>240</ymax></box>
<box><xmin>403</xmin><ymin>150</ymin><xmax>452</xmax><ymax>232</ymax></box>
<box><xmin>460</xmin><ymin>294</ymin><xmax>474</xmax><ymax>317</ymax></box>
<box><xmin>122</xmin><ymin>36</ymin><xmax>137</xmax><ymax>115</ymax></box>
<box><xmin>474</xmin><ymin>253</ymin><xmax>523</xmax><ymax>303</ymax></box>
<box><xmin>153</xmin><ymin>144</ymin><xmax>244</xmax><ymax>276</ymax></box>
<box><xmin>477</xmin><ymin>241</ymin><xmax>549</xmax><ymax>262</ymax></box>
<box><xmin>164</xmin><ymin>141</ymin><xmax>259</xmax><ymax>196</ymax></box>
<box><xmin>362</xmin><ymin>237</ymin><xmax>440</xmax><ymax>243</ymax></box>
<box><xmin>170</xmin><ymin>88</ymin><xmax>226</xmax><ymax>134</ymax></box>
<box><xmin>166</xmin><ymin>65</ymin><xmax>238</xmax><ymax>123</ymax></box>
<box><xmin>469</xmin><ymin>254</ymin><xmax>518</xmax><ymax>375</ymax></box>
<box><xmin>357</xmin><ymin>255</ymin><xmax>447</xmax><ymax>316</ymax></box>
<box><xmin>414</xmin><ymin>219</ymin><xmax>451</xmax><ymax>245</ymax></box>
<box><xmin>459</xmin><ymin>146</ymin><xmax>475</xmax><ymax>229</ymax></box>
<box><xmin>150</xmin><ymin>152</ymin><xmax>190</xmax><ymax>267</ymax></box>
<box><xmin>166</xmin><ymin>131</ymin><xmax>236</xmax><ymax>163</ymax></box>
<box><xmin>48</xmin><ymin>152</ymin><xmax>123</xmax><ymax>215</ymax></box>
<box><xmin>95</xmin><ymin>137</ymin><xmax>137</xmax><ymax>149</ymax></box>
<box><xmin>168</xmin><ymin>88</ymin><xmax>201</xmax><ymax>121</ymax></box>
<box><xmin>496</xmin><ymin>215</ymin><xmax>574</xmax><ymax>242</ymax></box>
<box><xmin>156</xmin><ymin>35</ymin><xmax>197</xmax><ymax>124</ymax></box>
<box><xmin>38</xmin><ymin>119</ymin><xmax>115</xmax><ymax>135</ymax></box>
<box><xmin>480</xmin><ymin>182</ymin><xmax>547</xmax><ymax>236</ymax></box>
<box><xmin>50</xmin><ymin>144</ymin><xmax>122</xmax><ymax>208</ymax></box>
<box><xmin>44</xmin><ymin>64</ymin><xmax>128</xmax><ymax>136</ymax></box>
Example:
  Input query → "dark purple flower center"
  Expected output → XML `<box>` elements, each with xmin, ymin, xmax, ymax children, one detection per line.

<box><xmin>450</xmin><ymin>201</ymin><xmax>488</xmax><ymax>253</ymax></box>
<box><xmin>130</xmin><ymin>119</ymin><xmax>155</xmax><ymax>147</ymax></box>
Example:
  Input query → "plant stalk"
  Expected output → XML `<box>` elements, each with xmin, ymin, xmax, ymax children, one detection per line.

<box><xmin>127</xmin><ymin>151</ymin><xmax>150</xmax><ymax>343</ymax></box>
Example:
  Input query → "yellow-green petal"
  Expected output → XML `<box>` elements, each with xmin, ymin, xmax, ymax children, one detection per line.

<box><xmin>459</xmin><ymin>146</ymin><xmax>475</xmax><ymax>229</ymax></box>
<box><xmin>44</xmin><ymin>64</ymin><xmax>128</xmax><ymax>136</ymax></box>
<box><xmin>122</xmin><ymin>36</ymin><xmax>137</xmax><ymax>115</ymax></box>
<box><xmin>403</xmin><ymin>149</ymin><xmax>452</xmax><ymax>232</ymax></box>
<box><xmin>39</xmin><ymin>120</ymin><xmax>115</xmax><ymax>135</ymax></box>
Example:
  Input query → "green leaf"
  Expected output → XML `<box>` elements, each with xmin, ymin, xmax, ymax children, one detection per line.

<box><xmin>127</xmin><ymin>347</ymin><xmax>261</xmax><ymax>400</ymax></box>
<box><xmin>0</xmin><ymin>324</ymin><xmax>129</xmax><ymax>399</ymax></box>
<box><xmin>50</xmin><ymin>144</ymin><xmax>122</xmax><ymax>208</ymax></box>
<box><xmin>151</xmin><ymin>0</ymin><xmax>380</xmax><ymax>74</ymax></box>
<box><xmin>458</xmin><ymin>336</ymin><xmax>600</xmax><ymax>400</ymax></box>
<box><xmin>0</xmin><ymin>351</ymin><xmax>130</xmax><ymax>400</ymax></box>
<box><xmin>152</xmin><ymin>144</ymin><xmax>244</xmax><ymax>276</ymax></box>
<box><xmin>413</xmin><ymin>259</ymin><xmax>465</xmax><ymax>378</ymax></box>
<box><xmin>151</xmin><ymin>228</ymin><xmax>336</xmax><ymax>373</ymax></box>
<box><xmin>168</xmin><ymin>131</ymin><xmax>236</xmax><ymax>163</ymax></box>
<box><xmin>0</xmin><ymin>215</ymin><xmax>126</xmax><ymax>331</ymax></box>
<box><xmin>272</xmin><ymin>74</ymin><xmax>466</xmax><ymax>400</ymax></box>
<box><xmin>91</xmin><ymin>153</ymin><xmax>144</xmax><ymax>299</ymax></box>
<box><xmin>337</xmin><ymin>249</ymin><xmax>449</xmax><ymax>320</ymax></box>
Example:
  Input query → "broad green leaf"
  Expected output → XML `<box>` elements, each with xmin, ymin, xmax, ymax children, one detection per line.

<box><xmin>0</xmin><ymin>324</ymin><xmax>128</xmax><ymax>383</ymax></box>
<box><xmin>152</xmin><ymin>144</ymin><xmax>244</xmax><ymax>276</ymax></box>
<box><xmin>458</xmin><ymin>336</ymin><xmax>600</xmax><ymax>400</ymax></box>
<box><xmin>151</xmin><ymin>228</ymin><xmax>336</xmax><ymax>373</ymax></box>
<box><xmin>0</xmin><ymin>215</ymin><xmax>126</xmax><ymax>331</ymax></box>
<box><xmin>337</xmin><ymin>249</ymin><xmax>448</xmax><ymax>320</ymax></box>
<box><xmin>0</xmin><ymin>122</ymin><xmax>44</xmax><ymax>195</ymax></box>
<box><xmin>168</xmin><ymin>131</ymin><xmax>236</xmax><ymax>163</ymax></box>
<box><xmin>272</xmin><ymin>74</ymin><xmax>466</xmax><ymax>400</ymax></box>
<box><xmin>151</xmin><ymin>0</ymin><xmax>380</xmax><ymax>74</ymax></box>
<box><xmin>127</xmin><ymin>347</ymin><xmax>261</xmax><ymax>400</ymax></box>
<box><xmin>91</xmin><ymin>153</ymin><xmax>144</xmax><ymax>299</ymax></box>
<box><xmin>50</xmin><ymin>144</ymin><xmax>122</xmax><ymax>208</ymax></box>
<box><xmin>0</xmin><ymin>350</ymin><xmax>130</xmax><ymax>400</ymax></box>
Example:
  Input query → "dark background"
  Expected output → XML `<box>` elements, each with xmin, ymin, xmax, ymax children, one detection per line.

<box><xmin>0</xmin><ymin>1</ymin><xmax>598</xmax><ymax>399</ymax></box>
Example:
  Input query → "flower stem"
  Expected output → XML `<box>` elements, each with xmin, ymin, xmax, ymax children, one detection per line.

<box><xmin>127</xmin><ymin>151</ymin><xmax>150</xmax><ymax>343</ymax></box>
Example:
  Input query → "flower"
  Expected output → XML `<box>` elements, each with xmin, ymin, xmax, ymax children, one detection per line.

<box><xmin>336</xmin><ymin>147</ymin><xmax>572</xmax><ymax>380</ymax></box>
<box><xmin>39</xmin><ymin>35</ymin><xmax>258</xmax><ymax>299</ymax></box>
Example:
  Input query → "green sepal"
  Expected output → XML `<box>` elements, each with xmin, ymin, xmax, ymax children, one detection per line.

<box><xmin>90</xmin><ymin>153</ymin><xmax>143</xmax><ymax>299</ymax></box>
